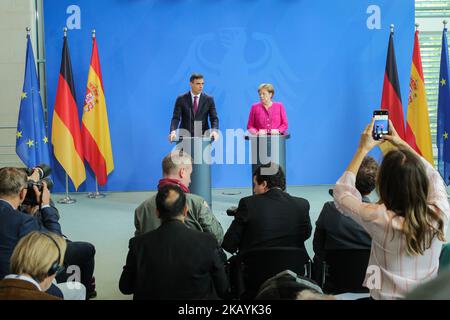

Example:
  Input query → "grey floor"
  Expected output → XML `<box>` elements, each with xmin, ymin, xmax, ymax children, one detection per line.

<box><xmin>55</xmin><ymin>185</ymin><xmax>450</xmax><ymax>300</ymax></box>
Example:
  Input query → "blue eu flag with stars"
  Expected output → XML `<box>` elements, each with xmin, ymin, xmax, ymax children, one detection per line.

<box><xmin>15</xmin><ymin>34</ymin><xmax>50</xmax><ymax>168</ymax></box>
<box><xmin>437</xmin><ymin>27</ymin><xmax>450</xmax><ymax>185</ymax></box>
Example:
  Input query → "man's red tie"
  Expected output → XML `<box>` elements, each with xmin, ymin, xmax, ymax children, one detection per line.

<box><xmin>193</xmin><ymin>95</ymin><xmax>198</xmax><ymax>114</ymax></box>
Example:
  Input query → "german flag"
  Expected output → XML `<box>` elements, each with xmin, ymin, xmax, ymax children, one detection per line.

<box><xmin>81</xmin><ymin>34</ymin><xmax>114</xmax><ymax>185</ymax></box>
<box><xmin>380</xmin><ymin>29</ymin><xmax>406</xmax><ymax>154</ymax></box>
<box><xmin>405</xmin><ymin>30</ymin><xmax>434</xmax><ymax>165</ymax></box>
<box><xmin>51</xmin><ymin>34</ymin><xmax>86</xmax><ymax>190</ymax></box>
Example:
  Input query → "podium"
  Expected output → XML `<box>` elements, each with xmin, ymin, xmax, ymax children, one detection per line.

<box><xmin>245</xmin><ymin>133</ymin><xmax>290</xmax><ymax>184</ymax></box>
<box><xmin>174</xmin><ymin>136</ymin><xmax>212</xmax><ymax>208</ymax></box>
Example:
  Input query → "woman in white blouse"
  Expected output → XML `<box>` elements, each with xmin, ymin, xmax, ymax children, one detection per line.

<box><xmin>333</xmin><ymin>119</ymin><xmax>449</xmax><ymax>300</ymax></box>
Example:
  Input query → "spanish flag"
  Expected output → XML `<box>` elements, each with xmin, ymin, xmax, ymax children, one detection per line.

<box><xmin>405</xmin><ymin>30</ymin><xmax>434</xmax><ymax>165</ymax></box>
<box><xmin>380</xmin><ymin>29</ymin><xmax>406</xmax><ymax>154</ymax></box>
<box><xmin>81</xmin><ymin>34</ymin><xmax>114</xmax><ymax>185</ymax></box>
<box><xmin>51</xmin><ymin>34</ymin><xmax>86</xmax><ymax>190</ymax></box>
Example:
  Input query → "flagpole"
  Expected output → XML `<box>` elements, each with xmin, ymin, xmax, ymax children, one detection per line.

<box><xmin>56</xmin><ymin>27</ymin><xmax>76</xmax><ymax>205</ymax></box>
<box><xmin>444</xmin><ymin>20</ymin><xmax>450</xmax><ymax>184</ymax></box>
<box><xmin>57</xmin><ymin>173</ymin><xmax>76</xmax><ymax>204</ymax></box>
<box><xmin>87</xmin><ymin>178</ymin><xmax>106</xmax><ymax>199</ymax></box>
<box><xmin>86</xmin><ymin>28</ymin><xmax>106</xmax><ymax>200</ymax></box>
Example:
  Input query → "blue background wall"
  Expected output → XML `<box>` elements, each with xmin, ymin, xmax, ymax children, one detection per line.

<box><xmin>43</xmin><ymin>0</ymin><xmax>414</xmax><ymax>192</ymax></box>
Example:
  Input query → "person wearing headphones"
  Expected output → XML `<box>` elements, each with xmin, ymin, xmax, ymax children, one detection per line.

<box><xmin>0</xmin><ymin>232</ymin><xmax>67</xmax><ymax>299</ymax></box>
<box><xmin>0</xmin><ymin>167</ymin><xmax>92</xmax><ymax>299</ymax></box>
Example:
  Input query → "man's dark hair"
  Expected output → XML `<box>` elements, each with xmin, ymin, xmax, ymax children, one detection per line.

<box><xmin>0</xmin><ymin>167</ymin><xmax>27</xmax><ymax>197</ymax></box>
<box><xmin>355</xmin><ymin>156</ymin><xmax>379</xmax><ymax>196</ymax></box>
<box><xmin>253</xmin><ymin>163</ymin><xmax>286</xmax><ymax>191</ymax></box>
<box><xmin>190</xmin><ymin>73</ymin><xmax>204</xmax><ymax>83</ymax></box>
<box><xmin>156</xmin><ymin>184</ymin><xmax>186</xmax><ymax>221</ymax></box>
<box><xmin>255</xmin><ymin>271</ymin><xmax>322</xmax><ymax>300</ymax></box>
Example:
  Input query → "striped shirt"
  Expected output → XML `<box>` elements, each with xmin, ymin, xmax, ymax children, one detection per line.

<box><xmin>333</xmin><ymin>156</ymin><xmax>449</xmax><ymax>300</ymax></box>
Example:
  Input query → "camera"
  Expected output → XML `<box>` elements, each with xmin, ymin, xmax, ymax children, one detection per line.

<box><xmin>226</xmin><ymin>206</ymin><xmax>238</xmax><ymax>216</ymax></box>
<box><xmin>23</xmin><ymin>163</ymin><xmax>53</xmax><ymax>206</ymax></box>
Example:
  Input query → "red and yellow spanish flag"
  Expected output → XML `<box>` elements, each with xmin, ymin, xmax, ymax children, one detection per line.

<box><xmin>81</xmin><ymin>35</ymin><xmax>114</xmax><ymax>185</ymax></box>
<box><xmin>380</xmin><ymin>30</ymin><xmax>406</xmax><ymax>154</ymax></box>
<box><xmin>405</xmin><ymin>30</ymin><xmax>434</xmax><ymax>165</ymax></box>
<box><xmin>51</xmin><ymin>35</ymin><xmax>86</xmax><ymax>190</ymax></box>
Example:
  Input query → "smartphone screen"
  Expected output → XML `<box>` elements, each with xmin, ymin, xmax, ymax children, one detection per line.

<box><xmin>373</xmin><ymin>110</ymin><xmax>389</xmax><ymax>140</ymax></box>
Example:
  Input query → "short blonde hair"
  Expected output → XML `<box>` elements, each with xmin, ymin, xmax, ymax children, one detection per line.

<box><xmin>162</xmin><ymin>150</ymin><xmax>193</xmax><ymax>175</ymax></box>
<box><xmin>296</xmin><ymin>289</ymin><xmax>336</xmax><ymax>300</ymax></box>
<box><xmin>258</xmin><ymin>83</ymin><xmax>275</xmax><ymax>97</ymax></box>
<box><xmin>0</xmin><ymin>167</ymin><xmax>27</xmax><ymax>197</ymax></box>
<box><xmin>10</xmin><ymin>232</ymin><xmax>67</xmax><ymax>282</ymax></box>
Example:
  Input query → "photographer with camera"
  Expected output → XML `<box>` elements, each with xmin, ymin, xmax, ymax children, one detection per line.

<box><xmin>0</xmin><ymin>166</ymin><xmax>87</xmax><ymax>300</ymax></box>
<box><xmin>20</xmin><ymin>164</ymin><xmax>97</xmax><ymax>300</ymax></box>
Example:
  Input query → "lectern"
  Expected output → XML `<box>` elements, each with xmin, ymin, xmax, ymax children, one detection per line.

<box><xmin>174</xmin><ymin>136</ymin><xmax>212</xmax><ymax>208</ymax></box>
<box><xmin>245</xmin><ymin>133</ymin><xmax>290</xmax><ymax>186</ymax></box>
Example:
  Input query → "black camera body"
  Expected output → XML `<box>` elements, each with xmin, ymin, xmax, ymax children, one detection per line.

<box><xmin>226</xmin><ymin>206</ymin><xmax>238</xmax><ymax>216</ymax></box>
<box><xmin>22</xmin><ymin>164</ymin><xmax>53</xmax><ymax>206</ymax></box>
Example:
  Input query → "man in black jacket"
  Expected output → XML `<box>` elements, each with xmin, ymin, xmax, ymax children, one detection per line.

<box><xmin>119</xmin><ymin>184</ymin><xmax>228</xmax><ymax>300</ymax></box>
<box><xmin>169</xmin><ymin>73</ymin><xmax>219</xmax><ymax>142</ymax></box>
<box><xmin>0</xmin><ymin>167</ymin><xmax>96</xmax><ymax>299</ymax></box>
<box><xmin>222</xmin><ymin>163</ymin><xmax>312</xmax><ymax>255</ymax></box>
<box><xmin>312</xmin><ymin>156</ymin><xmax>376</xmax><ymax>283</ymax></box>
<box><xmin>0</xmin><ymin>167</ymin><xmax>61</xmax><ymax>278</ymax></box>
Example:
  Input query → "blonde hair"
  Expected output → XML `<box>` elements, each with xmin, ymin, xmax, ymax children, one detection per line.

<box><xmin>258</xmin><ymin>83</ymin><xmax>275</xmax><ymax>97</ymax></box>
<box><xmin>0</xmin><ymin>167</ymin><xmax>27</xmax><ymax>197</ymax></box>
<box><xmin>296</xmin><ymin>289</ymin><xmax>336</xmax><ymax>300</ymax></box>
<box><xmin>163</xmin><ymin>150</ymin><xmax>193</xmax><ymax>175</ymax></box>
<box><xmin>10</xmin><ymin>232</ymin><xmax>66</xmax><ymax>282</ymax></box>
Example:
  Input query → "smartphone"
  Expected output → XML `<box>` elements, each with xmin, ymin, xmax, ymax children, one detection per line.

<box><xmin>372</xmin><ymin>110</ymin><xmax>389</xmax><ymax>140</ymax></box>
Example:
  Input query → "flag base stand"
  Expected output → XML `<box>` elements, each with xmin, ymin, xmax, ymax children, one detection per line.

<box><xmin>87</xmin><ymin>179</ymin><xmax>106</xmax><ymax>199</ymax></box>
<box><xmin>58</xmin><ymin>174</ymin><xmax>76</xmax><ymax>204</ymax></box>
<box><xmin>57</xmin><ymin>196</ymin><xmax>76</xmax><ymax>204</ymax></box>
<box><xmin>87</xmin><ymin>192</ymin><xmax>106</xmax><ymax>199</ymax></box>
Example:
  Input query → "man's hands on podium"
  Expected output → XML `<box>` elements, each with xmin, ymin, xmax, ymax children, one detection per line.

<box><xmin>210</xmin><ymin>131</ymin><xmax>219</xmax><ymax>141</ymax></box>
<box><xmin>168</xmin><ymin>131</ymin><xmax>177</xmax><ymax>143</ymax></box>
<box><xmin>168</xmin><ymin>131</ymin><xmax>219</xmax><ymax>142</ymax></box>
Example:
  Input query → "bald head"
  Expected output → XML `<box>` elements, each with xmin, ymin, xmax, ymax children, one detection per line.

<box><xmin>162</xmin><ymin>151</ymin><xmax>193</xmax><ymax>187</ymax></box>
<box><xmin>155</xmin><ymin>184</ymin><xmax>187</xmax><ymax>221</ymax></box>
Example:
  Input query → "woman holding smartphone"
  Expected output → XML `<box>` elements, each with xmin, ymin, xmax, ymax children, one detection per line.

<box><xmin>247</xmin><ymin>83</ymin><xmax>288</xmax><ymax>135</ymax></box>
<box><xmin>333</xmin><ymin>119</ymin><xmax>449</xmax><ymax>300</ymax></box>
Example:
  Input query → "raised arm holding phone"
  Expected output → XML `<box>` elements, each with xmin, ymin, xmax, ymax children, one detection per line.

<box><xmin>333</xmin><ymin>116</ymin><xmax>449</xmax><ymax>300</ymax></box>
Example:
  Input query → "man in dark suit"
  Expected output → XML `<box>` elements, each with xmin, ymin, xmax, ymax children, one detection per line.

<box><xmin>222</xmin><ymin>163</ymin><xmax>312</xmax><ymax>255</ymax></box>
<box><xmin>0</xmin><ymin>167</ymin><xmax>62</xmax><ymax>278</ymax></box>
<box><xmin>169</xmin><ymin>73</ymin><xmax>219</xmax><ymax>142</ymax></box>
<box><xmin>119</xmin><ymin>184</ymin><xmax>228</xmax><ymax>300</ymax></box>
<box><xmin>312</xmin><ymin>156</ymin><xmax>377</xmax><ymax>282</ymax></box>
<box><xmin>0</xmin><ymin>167</ymin><xmax>95</xmax><ymax>299</ymax></box>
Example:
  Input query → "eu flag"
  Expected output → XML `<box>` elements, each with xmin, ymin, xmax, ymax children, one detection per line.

<box><xmin>437</xmin><ymin>27</ymin><xmax>450</xmax><ymax>185</ymax></box>
<box><xmin>16</xmin><ymin>34</ymin><xmax>50</xmax><ymax>168</ymax></box>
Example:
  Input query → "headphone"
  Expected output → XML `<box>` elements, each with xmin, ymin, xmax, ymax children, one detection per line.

<box><xmin>41</xmin><ymin>233</ymin><xmax>65</xmax><ymax>276</ymax></box>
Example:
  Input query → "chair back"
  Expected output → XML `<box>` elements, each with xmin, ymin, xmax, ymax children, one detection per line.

<box><xmin>237</xmin><ymin>246</ymin><xmax>311</xmax><ymax>299</ymax></box>
<box><xmin>439</xmin><ymin>243</ymin><xmax>450</xmax><ymax>273</ymax></box>
<box><xmin>322</xmin><ymin>249</ymin><xmax>370</xmax><ymax>294</ymax></box>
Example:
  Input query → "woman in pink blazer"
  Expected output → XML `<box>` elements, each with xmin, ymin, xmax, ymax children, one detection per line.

<box><xmin>247</xmin><ymin>83</ymin><xmax>288</xmax><ymax>135</ymax></box>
